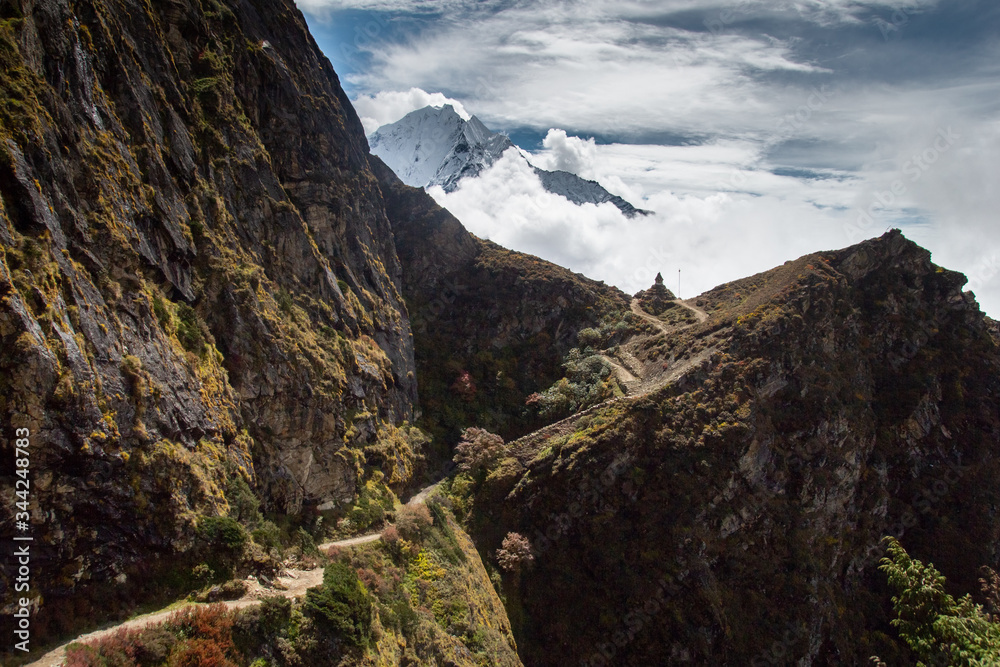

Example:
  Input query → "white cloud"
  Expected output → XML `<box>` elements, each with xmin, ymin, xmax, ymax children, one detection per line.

<box><xmin>301</xmin><ymin>0</ymin><xmax>940</xmax><ymax>25</ymax></box>
<box><xmin>352</xmin><ymin>88</ymin><xmax>471</xmax><ymax>135</ymax></box>
<box><xmin>305</xmin><ymin>0</ymin><xmax>998</xmax><ymax>316</ymax></box>
<box><xmin>530</xmin><ymin>129</ymin><xmax>599</xmax><ymax>179</ymax></box>
<box><xmin>429</xmin><ymin>134</ymin><xmax>999</xmax><ymax>317</ymax></box>
<box><xmin>429</xmin><ymin>146</ymin><xmax>856</xmax><ymax>301</ymax></box>
<box><xmin>295</xmin><ymin>0</ymin><xmax>485</xmax><ymax>14</ymax></box>
<box><xmin>346</xmin><ymin>10</ymin><xmax>830</xmax><ymax>139</ymax></box>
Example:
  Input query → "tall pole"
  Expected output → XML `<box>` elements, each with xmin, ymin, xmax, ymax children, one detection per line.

<box><xmin>678</xmin><ymin>270</ymin><xmax>681</xmax><ymax>299</ymax></box>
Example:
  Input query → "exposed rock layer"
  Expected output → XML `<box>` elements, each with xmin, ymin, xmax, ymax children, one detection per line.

<box><xmin>0</xmin><ymin>0</ymin><xmax>417</xmax><ymax>637</ymax></box>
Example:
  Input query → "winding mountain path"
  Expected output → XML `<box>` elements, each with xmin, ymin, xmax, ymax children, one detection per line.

<box><xmin>26</xmin><ymin>483</ymin><xmax>439</xmax><ymax>667</ymax></box>
<box><xmin>630</xmin><ymin>297</ymin><xmax>708</xmax><ymax>333</ymax></box>
<box><xmin>600</xmin><ymin>354</ymin><xmax>642</xmax><ymax>394</ymax></box>
<box><xmin>678</xmin><ymin>298</ymin><xmax>709</xmax><ymax>323</ymax></box>
<box><xmin>512</xmin><ymin>296</ymin><xmax>714</xmax><ymax>460</ymax></box>
<box><xmin>27</xmin><ymin>293</ymin><xmax>713</xmax><ymax>666</ymax></box>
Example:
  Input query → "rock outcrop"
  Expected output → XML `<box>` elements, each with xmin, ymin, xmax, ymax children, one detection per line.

<box><xmin>0</xmin><ymin>0</ymin><xmax>418</xmax><ymax>639</ymax></box>
<box><xmin>460</xmin><ymin>231</ymin><xmax>1000</xmax><ymax>665</ymax></box>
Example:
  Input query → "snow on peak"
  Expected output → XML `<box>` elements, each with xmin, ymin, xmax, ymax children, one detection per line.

<box><xmin>368</xmin><ymin>106</ymin><xmax>648</xmax><ymax>216</ymax></box>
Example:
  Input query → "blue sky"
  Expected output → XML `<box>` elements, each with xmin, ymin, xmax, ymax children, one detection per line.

<box><xmin>298</xmin><ymin>0</ymin><xmax>1000</xmax><ymax>316</ymax></box>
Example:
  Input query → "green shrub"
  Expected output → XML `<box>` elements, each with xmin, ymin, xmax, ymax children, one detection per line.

<box><xmin>295</xmin><ymin>527</ymin><xmax>319</xmax><ymax>557</ymax></box>
<box><xmin>176</xmin><ymin>303</ymin><xmax>206</xmax><ymax>354</ymax></box>
<box><xmin>879</xmin><ymin>537</ymin><xmax>1000</xmax><ymax>666</ymax></box>
<box><xmin>232</xmin><ymin>597</ymin><xmax>292</xmax><ymax>659</ymax></box>
<box><xmin>304</xmin><ymin>562</ymin><xmax>373</xmax><ymax>649</ymax></box>
<box><xmin>395</xmin><ymin>504</ymin><xmax>433</xmax><ymax>541</ymax></box>
<box><xmin>251</xmin><ymin>520</ymin><xmax>281</xmax><ymax>551</ymax></box>
<box><xmin>225</xmin><ymin>474</ymin><xmax>263</xmax><ymax>529</ymax></box>
<box><xmin>276</xmin><ymin>288</ymin><xmax>294</xmax><ymax>314</ymax></box>
<box><xmin>256</xmin><ymin>596</ymin><xmax>292</xmax><ymax>635</ymax></box>
<box><xmin>577</xmin><ymin>327</ymin><xmax>602</xmax><ymax>348</ymax></box>
<box><xmin>198</xmin><ymin>516</ymin><xmax>249</xmax><ymax>553</ymax></box>
<box><xmin>528</xmin><ymin>349</ymin><xmax>614</xmax><ymax>419</ymax></box>
<box><xmin>193</xmin><ymin>563</ymin><xmax>215</xmax><ymax>586</ymax></box>
<box><xmin>453</xmin><ymin>427</ymin><xmax>504</xmax><ymax>475</ymax></box>
<box><xmin>153</xmin><ymin>295</ymin><xmax>173</xmax><ymax>331</ymax></box>
<box><xmin>345</xmin><ymin>480</ymin><xmax>396</xmax><ymax>532</ymax></box>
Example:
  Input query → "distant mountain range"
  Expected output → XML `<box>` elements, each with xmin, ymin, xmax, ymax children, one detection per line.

<box><xmin>368</xmin><ymin>105</ymin><xmax>649</xmax><ymax>217</ymax></box>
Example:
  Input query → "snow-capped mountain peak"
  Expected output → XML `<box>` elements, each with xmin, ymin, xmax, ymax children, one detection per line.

<box><xmin>369</xmin><ymin>105</ymin><xmax>514</xmax><ymax>192</ymax></box>
<box><xmin>368</xmin><ymin>105</ymin><xmax>648</xmax><ymax>217</ymax></box>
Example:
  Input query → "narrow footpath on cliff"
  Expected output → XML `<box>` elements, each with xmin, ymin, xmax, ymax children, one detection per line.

<box><xmin>26</xmin><ymin>483</ymin><xmax>439</xmax><ymax>667</ymax></box>
<box><xmin>513</xmin><ymin>296</ymin><xmax>715</xmax><ymax>461</ymax></box>
<box><xmin>31</xmin><ymin>298</ymin><xmax>712</xmax><ymax>666</ymax></box>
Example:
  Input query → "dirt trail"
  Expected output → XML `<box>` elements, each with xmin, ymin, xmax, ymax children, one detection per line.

<box><xmin>630</xmin><ymin>297</ymin><xmax>673</xmax><ymax>335</ymax></box>
<box><xmin>27</xmin><ymin>483</ymin><xmax>439</xmax><ymax>667</ymax></box>
<box><xmin>630</xmin><ymin>297</ymin><xmax>708</xmax><ymax>333</ymax></box>
<box><xmin>26</xmin><ymin>292</ymin><xmax>712</xmax><ymax>667</ymax></box>
<box><xmin>678</xmin><ymin>298</ymin><xmax>709</xmax><ymax>323</ymax></box>
<box><xmin>511</xmin><ymin>341</ymin><xmax>717</xmax><ymax>464</ymax></box>
<box><xmin>513</xmin><ymin>296</ymin><xmax>714</xmax><ymax>460</ymax></box>
<box><xmin>600</xmin><ymin>354</ymin><xmax>641</xmax><ymax>393</ymax></box>
<box><xmin>26</xmin><ymin>569</ymin><xmax>320</xmax><ymax>667</ymax></box>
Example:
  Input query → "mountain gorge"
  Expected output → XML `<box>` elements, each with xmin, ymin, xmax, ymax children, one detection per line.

<box><xmin>0</xmin><ymin>0</ymin><xmax>626</xmax><ymax>657</ymax></box>
<box><xmin>370</xmin><ymin>154</ymin><xmax>630</xmax><ymax>446</ymax></box>
<box><xmin>1</xmin><ymin>0</ymin><xmax>998</xmax><ymax>664</ymax></box>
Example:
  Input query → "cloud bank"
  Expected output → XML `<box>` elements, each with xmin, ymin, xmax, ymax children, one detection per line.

<box><xmin>428</xmin><ymin>147</ymin><xmax>855</xmax><ymax>300</ymax></box>
<box><xmin>302</xmin><ymin>0</ymin><xmax>1000</xmax><ymax>315</ymax></box>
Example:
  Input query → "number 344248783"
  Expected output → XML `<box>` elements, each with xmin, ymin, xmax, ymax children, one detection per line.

<box><xmin>14</xmin><ymin>427</ymin><xmax>31</xmax><ymax>519</ymax></box>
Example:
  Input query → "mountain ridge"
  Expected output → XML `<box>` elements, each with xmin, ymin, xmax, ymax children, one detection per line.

<box><xmin>455</xmin><ymin>229</ymin><xmax>1000</xmax><ymax>665</ymax></box>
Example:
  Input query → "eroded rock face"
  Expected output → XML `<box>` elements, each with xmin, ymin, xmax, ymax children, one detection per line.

<box><xmin>466</xmin><ymin>231</ymin><xmax>1000</xmax><ymax>665</ymax></box>
<box><xmin>0</xmin><ymin>0</ymin><xmax>416</xmax><ymax>633</ymax></box>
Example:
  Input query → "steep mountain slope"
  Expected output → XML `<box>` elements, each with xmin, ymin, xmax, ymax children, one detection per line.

<box><xmin>457</xmin><ymin>231</ymin><xmax>1000</xmax><ymax>665</ymax></box>
<box><xmin>369</xmin><ymin>105</ymin><xmax>648</xmax><ymax>217</ymax></box>
<box><xmin>370</xmin><ymin>155</ymin><xmax>632</xmax><ymax>447</ymax></box>
<box><xmin>0</xmin><ymin>0</ymin><xmax>425</xmax><ymax>643</ymax></box>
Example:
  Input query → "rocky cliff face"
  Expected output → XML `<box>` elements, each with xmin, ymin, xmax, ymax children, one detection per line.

<box><xmin>4</xmin><ymin>0</ymin><xmax>998</xmax><ymax>662</ymax></box>
<box><xmin>0</xmin><ymin>0</ymin><xmax>419</xmax><ymax>637</ymax></box>
<box><xmin>459</xmin><ymin>231</ymin><xmax>1000</xmax><ymax>665</ymax></box>
<box><xmin>371</xmin><ymin>155</ymin><xmax>631</xmax><ymax>446</ymax></box>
